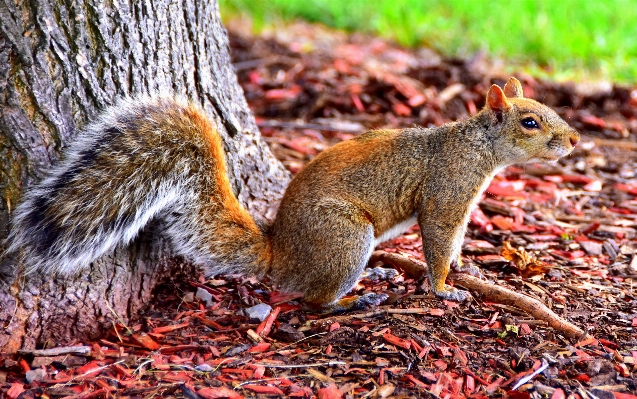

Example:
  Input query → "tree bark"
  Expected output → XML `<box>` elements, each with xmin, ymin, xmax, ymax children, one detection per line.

<box><xmin>0</xmin><ymin>0</ymin><xmax>290</xmax><ymax>353</ymax></box>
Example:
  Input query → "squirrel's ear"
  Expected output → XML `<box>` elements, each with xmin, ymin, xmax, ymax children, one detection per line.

<box><xmin>503</xmin><ymin>77</ymin><xmax>524</xmax><ymax>98</ymax></box>
<box><xmin>486</xmin><ymin>84</ymin><xmax>511</xmax><ymax>123</ymax></box>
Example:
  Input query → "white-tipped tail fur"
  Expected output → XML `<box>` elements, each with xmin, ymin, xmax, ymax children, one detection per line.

<box><xmin>6</xmin><ymin>96</ymin><xmax>269</xmax><ymax>276</ymax></box>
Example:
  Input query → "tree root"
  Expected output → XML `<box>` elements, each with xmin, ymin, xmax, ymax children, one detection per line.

<box><xmin>370</xmin><ymin>251</ymin><xmax>589</xmax><ymax>340</ymax></box>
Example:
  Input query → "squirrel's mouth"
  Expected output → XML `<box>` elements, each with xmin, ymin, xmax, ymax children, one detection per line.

<box><xmin>526</xmin><ymin>153</ymin><xmax>564</xmax><ymax>163</ymax></box>
<box><xmin>544</xmin><ymin>146</ymin><xmax>574</xmax><ymax>160</ymax></box>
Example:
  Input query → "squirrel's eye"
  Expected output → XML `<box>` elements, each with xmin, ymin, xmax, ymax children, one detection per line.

<box><xmin>521</xmin><ymin>117</ymin><xmax>539</xmax><ymax>129</ymax></box>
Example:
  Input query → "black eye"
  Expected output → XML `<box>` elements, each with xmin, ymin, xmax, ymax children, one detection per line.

<box><xmin>521</xmin><ymin>117</ymin><xmax>539</xmax><ymax>129</ymax></box>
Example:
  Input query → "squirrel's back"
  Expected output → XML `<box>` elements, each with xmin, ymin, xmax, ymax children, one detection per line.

<box><xmin>7</xmin><ymin>97</ymin><xmax>268</xmax><ymax>275</ymax></box>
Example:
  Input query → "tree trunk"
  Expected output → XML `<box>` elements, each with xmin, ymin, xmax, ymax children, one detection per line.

<box><xmin>0</xmin><ymin>0</ymin><xmax>290</xmax><ymax>353</ymax></box>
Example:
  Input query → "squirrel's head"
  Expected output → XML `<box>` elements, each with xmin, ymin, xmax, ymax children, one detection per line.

<box><xmin>485</xmin><ymin>77</ymin><xmax>580</xmax><ymax>165</ymax></box>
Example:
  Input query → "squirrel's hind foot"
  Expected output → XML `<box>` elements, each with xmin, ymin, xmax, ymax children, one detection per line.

<box><xmin>353</xmin><ymin>292</ymin><xmax>389</xmax><ymax>308</ymax></box>
<box><xmin>306</xmin><ymin>292</ymin><xmax>389</xmax><ymax>314</ymax></box>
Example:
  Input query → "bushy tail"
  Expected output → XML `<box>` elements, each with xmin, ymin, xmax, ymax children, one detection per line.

<box><xmin>6</xmin><ymin>96</ymin><xmax>269</xmax><ymax>276</ymax></box>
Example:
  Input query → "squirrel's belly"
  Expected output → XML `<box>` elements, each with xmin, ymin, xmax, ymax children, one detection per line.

<box><xmin>373</xmin><ymin>215</ymin><xmax>418</xmax><ymax>246</ymax></box>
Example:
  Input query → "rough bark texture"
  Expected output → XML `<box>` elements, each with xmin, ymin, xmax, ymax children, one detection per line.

<box><xmin>0</xmin><ymin>0</ymin><xmax>290</xmax><ymax>353</ymax></box>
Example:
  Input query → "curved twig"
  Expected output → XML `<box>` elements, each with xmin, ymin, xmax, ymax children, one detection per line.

<box><xmin>370</xmin><ymin>251</ymin><xmax>588</xmax><ymax>340</ymax></box>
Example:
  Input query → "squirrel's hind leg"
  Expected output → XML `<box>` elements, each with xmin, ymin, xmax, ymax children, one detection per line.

<box><xmin>273</xmin><ymin>209</ymin><xmax>387</xmax><ymax>313</ymax></box>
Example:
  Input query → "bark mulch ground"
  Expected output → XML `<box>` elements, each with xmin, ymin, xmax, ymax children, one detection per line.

<box><xmin>2</xmin><ymin>22</ymin><xmax>637</xmax><ymax>399</ymax></box>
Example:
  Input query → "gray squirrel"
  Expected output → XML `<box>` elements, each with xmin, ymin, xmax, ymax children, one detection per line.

<box><xmin>6</xmin><ymin>78</ymin><xmax>579</xmax><ymax>312</ymax></box>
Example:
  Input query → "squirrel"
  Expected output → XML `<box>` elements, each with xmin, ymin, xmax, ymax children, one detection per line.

<box><xmin>5</xmin><ymin>77</ymin><xmax>579</xmax><ymax>312</ymax></box>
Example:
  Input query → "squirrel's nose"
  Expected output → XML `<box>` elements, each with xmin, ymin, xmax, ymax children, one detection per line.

<box><xmin>569</xmin><ymin>129</ymin><xmax>580</xmax><ymax>147</ymax></box>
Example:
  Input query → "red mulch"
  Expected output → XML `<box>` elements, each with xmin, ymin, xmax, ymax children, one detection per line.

<box><xmin>2</xmin><ymin>22</ymin><xmax>637</xmax><ymax>399</ymax></box>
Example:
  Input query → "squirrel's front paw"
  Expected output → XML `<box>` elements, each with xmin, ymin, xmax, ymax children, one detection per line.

<box><xmin>354</xmin><ymin>293</ymin><xmax>389</xmax><ymax>309</ymax></box>
<box><xmin>434</xmin><ymin>286</ymin><xmax>472</xmax><ymax>302</ymax></box>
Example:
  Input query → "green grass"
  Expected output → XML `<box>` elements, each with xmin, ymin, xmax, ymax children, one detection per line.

<box><xmin>220</xmin><ymin>0</ymin><xmax>637</xmax><ymax>84</ymax></box>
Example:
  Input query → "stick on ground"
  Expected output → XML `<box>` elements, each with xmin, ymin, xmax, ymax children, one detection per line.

<box><xmin>370</xmin><ymin>250</ymin><xmax>588</xmax><ymax>340</ymax></box>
